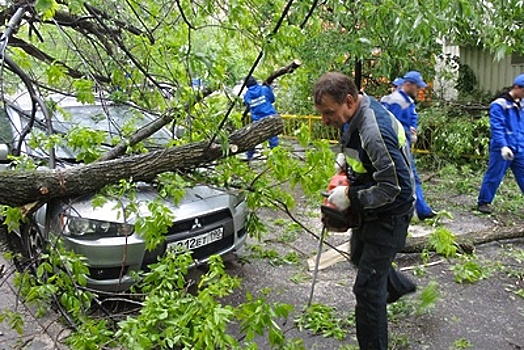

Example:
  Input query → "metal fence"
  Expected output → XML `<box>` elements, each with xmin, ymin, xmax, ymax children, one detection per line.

<box><xmin>280</xmin><ymin>114</ymin><xmax>427</xmax><ymax>155</ymax></box>
<box><xmin>280</xmin><ymin>114</ymin><xmax>339</xmax><ymax>143</ymax></box>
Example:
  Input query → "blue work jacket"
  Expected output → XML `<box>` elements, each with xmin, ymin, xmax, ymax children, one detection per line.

<box><xmin>489</xmin><ymin>92</ymin><xmax>524</xmax><ymax>153</ymax></box>
<box><xmin>244</xmin><ymin>84</ymin><xmax>277</xmax><ymax>121</ymax></box>
<box><xmin>381</xmin><ymin>90</ymin><xmax>418</xmax><ymax>143</ymax></box>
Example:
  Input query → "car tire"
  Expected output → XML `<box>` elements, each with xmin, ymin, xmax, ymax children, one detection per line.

<box><xmin>2</xmin><ymin>222</ymin><xmax>28</xmax><ymax>272</ymax></box>
<box><xmin>5</xmin><ymin>218</ymin><xmax>47</xmax><ymax>274</ymax></box>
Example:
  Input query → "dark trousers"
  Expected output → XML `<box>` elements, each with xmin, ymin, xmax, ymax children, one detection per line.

<box><xmin>350</xmin><ymin>210</ymin><xmax>415</xmax><ymax>350</ymax></box>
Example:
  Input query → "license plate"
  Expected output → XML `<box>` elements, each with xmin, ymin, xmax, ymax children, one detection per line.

<box><xmin>168</xmin><ymin>227</ymin><xmax>224</xmax><ymax>252</ymax></box>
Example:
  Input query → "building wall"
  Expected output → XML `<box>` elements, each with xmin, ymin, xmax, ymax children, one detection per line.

<box><xmin>434</xmin><ymin>45</ymin><xmax>460</xmax><ymax>101</ymax></box>
<box><xmin>460</xmin><ymin>47</ymin><xmax>524</xmax><ymax>94</ymax></box>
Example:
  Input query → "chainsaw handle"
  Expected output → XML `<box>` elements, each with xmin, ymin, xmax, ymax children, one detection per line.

<box><xmin>321</xmin><ymin>191</ymin><xmax>330</xmax><ymax>198</ymax></box>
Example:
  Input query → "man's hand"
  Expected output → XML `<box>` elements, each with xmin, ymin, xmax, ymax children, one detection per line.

<box><xmin>501</xmin><ymin>146</ymin><xmax>514</xmax><ymax>161</ymax></box>
<box><xmin>335</xmin><ymin>153</ymin><xmax>346</xmax><ymax>174</ymax></box>
<box><xmin>328</xmin><ymin>186</ymin><xmax>350</xmax><ymax>210</ymax></box>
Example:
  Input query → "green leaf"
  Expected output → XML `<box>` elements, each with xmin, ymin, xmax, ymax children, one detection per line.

<box><xmin>73</xmin><ymin>80</ymin><xmax>95</xmax><ymax>104</ymax></box>
<box><xmin>46</xmin><ymin>64</ymin><xmax>67</xmax><ymax>85</ymax></box>
<box><xmin>35</xmin><ymin>0</ymin><xmax>58</xmax><ymax>20</ymax></box>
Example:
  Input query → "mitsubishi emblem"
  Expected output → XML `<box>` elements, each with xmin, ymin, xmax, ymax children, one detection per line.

<box><xmin>191</xmin><ymin>218</ymin><xmax>202</xmax><ymax>230</ymax></box>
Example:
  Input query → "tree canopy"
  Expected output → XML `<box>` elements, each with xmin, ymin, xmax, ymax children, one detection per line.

<box><xmin>0</xmin><ymin>0</ymin><xmax>521</xmax><ymax>230</ymax></box>
<box><xmin>1</xmin><ymin>0</ymin><xmax>522</xmax><ymax>118</ymax></box>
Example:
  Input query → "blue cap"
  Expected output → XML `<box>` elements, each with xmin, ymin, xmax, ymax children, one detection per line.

<box><xmin>392</xmin><ymin>77</ymin><xmax>404</xmax><ymax>87</ymax></box>
<box><xmin>513</xmin><ymin>74</ymin><xmax>524</xmax><ymax>87</ymax></box>
<box><xmin>403</xmin><ymin>71</ymin><xmax>428</xmax><ymax>88</ymax></box>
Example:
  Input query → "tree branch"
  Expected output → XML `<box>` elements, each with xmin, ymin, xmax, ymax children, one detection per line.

<box><xmin>9</xmin><ymin>36</ymin><xmax>111</xmax><ymax>83</ymax></box>
<box><xmin>0</xmin><ymin>115</ymin><xmax>283</xmax><ymax>207</ymax></box>
<box><xmin>402</xmin><ymin>225</ymin><xmax>524</xmax><ymax>254</ymax></box>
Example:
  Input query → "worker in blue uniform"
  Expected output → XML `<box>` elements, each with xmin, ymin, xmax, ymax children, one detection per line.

<box><xmin>477</xmin><ymin>73</ymin><xmax>524</xmax><ymax>213</ymax></box>
<box><xmin>381</xmin><ymin>71</ymin><xmax>437</xmax><ymax>220</ymax></box>
<box><xmin>243</xmin><ymin>76</ymin><xmax>279</xmax><ymax>161</ymax></box>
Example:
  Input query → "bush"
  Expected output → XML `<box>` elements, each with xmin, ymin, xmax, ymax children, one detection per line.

<box><xmin>416</xmin><ymin>103</ymin><xmax>490</xmax><ymax>168</ymax></box>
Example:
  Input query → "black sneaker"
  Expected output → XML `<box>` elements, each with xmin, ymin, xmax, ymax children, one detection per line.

<box><xmin>477</xmin><ymin>203</ymin><xmax>492</xmax><ymax>214</ymax></box>
<box><xmin>418</xmin><ymin>210</ymin><xmax>437</xmax><ymax>221</ymax></box>
<box><xmin>387</xmin><ymin>284</ymin><xmax>417</xmax><ymax>304</ymax></box>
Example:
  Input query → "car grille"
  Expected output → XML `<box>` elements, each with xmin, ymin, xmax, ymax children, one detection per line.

<box><xmin>167</xmin><ymin>209</ymin><xmax>232</xmax><ymax>234</ymax></box>
<box><xmin>89</xmin><ymin>265</ymin><xmax>129</xmax><ymax>281</ymax></box>
<box><xmin>141</xmin><ymin>209</ymin><xmax>235</xmax><ymax>267</ymax></box>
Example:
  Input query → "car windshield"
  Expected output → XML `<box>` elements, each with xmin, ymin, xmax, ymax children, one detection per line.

<box><xmin>19</xmin><ymin>103</ymin><xmax>174</xmax><ymax>161</ymax></box>
<box><xmin>51</xmin><ymin>104</ymin><xmax>170</xmax><ymax>140</ymax></box>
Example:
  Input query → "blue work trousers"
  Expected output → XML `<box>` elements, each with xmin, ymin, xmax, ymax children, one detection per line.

<box><xmin>350</xmin><ymin>209</ymin><xmax>415</xmax><ymax>350</ymax></box>
<box><xmin>246</xmin><ymin>114</ymin><xmax>279</xmax><ymax>159</ymax></box>
<box><xmin>478</xmin><ymin>150</ymin><xmax>524</xmax><ymax>205</ymax></box>
<box><xmin>246</xmin><ymin>136</ymin><xmax>279</xmax><ymax>159</ymax></box>
<box><xmin>411</xmin><ymin>155</ymin><xmax>433</xmax><ymax>217</ymax></box>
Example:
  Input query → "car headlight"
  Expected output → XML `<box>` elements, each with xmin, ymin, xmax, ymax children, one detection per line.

<box><xmin>230</xmin><ymin>190</ymin><xmax>246</xmax><ymax>208</ymax></box>
<box><xmin>63</xmin><ymin>216</ymin><xmax>134</xmax><ymax>238</ymax></box>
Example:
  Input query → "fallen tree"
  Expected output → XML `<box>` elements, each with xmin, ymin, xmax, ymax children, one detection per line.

<box><xmin>0</xmin><ymin>115</ymin><xmax>283</xmax><ymax>208</ymax></box>
<box><xmin>402</xmin><ymin>224</ymin><xmax>524</xmax><ymax>254</ymax></box>
<box><xmin>309</xmin><ymin>225</ymin><xmax>524</xmax><ymax>271</ymax></box>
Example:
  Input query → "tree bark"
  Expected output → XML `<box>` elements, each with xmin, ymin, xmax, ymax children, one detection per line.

<box><xmin>0</xmin><ymin>115</ymin><xmax>283</xmax><ymax>208</ymax></box>
<box><xmin>402</xmin><ymin>225</ymin><xmax>524</xmax><ymax>254</ymax></box>
<box><xmin>263</xmin><ymin>59</ymin><xmax>302</xmax><ymax>85</ymax></box>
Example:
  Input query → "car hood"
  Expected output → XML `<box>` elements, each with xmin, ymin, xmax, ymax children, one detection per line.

<box><xmin>61</xmin><ymin>184</ymin><xmax>238</xmax><ymax>223</ymax></box>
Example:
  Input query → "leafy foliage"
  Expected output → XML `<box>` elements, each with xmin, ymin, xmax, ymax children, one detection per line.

<box><xmin>117</xmin><ymin>253</ymin><xmax>241</xmax><ymax>349</ymax></box>
<box><xmin>428</xmin><ymin>227</ymin><xmax>458</xmax><ymax>258</ymax></box>
<box><xmin>13</xmin><ymin>240</ymin><xmax>94</xmax><ymax>322</ymax></box>
<box><xmin>295</xmin><ymin>304</ymin><xmax>348</xmax><ymax>340</ymax></box>
<box><xmin>451</xmin><ymin>254</ymin><xmax>492</xmax><ymax>284</ymax></box>
<box><xmin>452</xmin><ymin>337</ymin><xmax>474</xmax><ymax>349</ymax></box>
<box><xmin>417</xmin><ymin>105</ymin><xmax>490</xmax><ymax>166</ymax></box>
<box><xmin>0</xmin><ymin>309</ymin><xmax>24</xmax><ymax>335</ymax></box>
<box><xmin>414</xmin><ymin>281</ymin><xmax>440</xmax><ymax>316</ymax></box>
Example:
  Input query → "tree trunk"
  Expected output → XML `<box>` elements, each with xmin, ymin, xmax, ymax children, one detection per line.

<box><xmin>0</xmin><ymin>115</ymin><xmax>283</xmax><ymax>208</ymax></box>
<box><xmin>402</xmin><ymin>225</ymin><xmax>524</xmax><ymax>254</ymax></box>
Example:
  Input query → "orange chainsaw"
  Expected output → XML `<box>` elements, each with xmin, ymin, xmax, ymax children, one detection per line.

<box><xmin>321</xmin><ymin>172</ymin><xmax>360</xmax><ymax>232</ymax></box>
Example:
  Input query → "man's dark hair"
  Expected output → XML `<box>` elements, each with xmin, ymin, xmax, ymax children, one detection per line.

<box><xmin>313</xmin><ymin>72</ymin><xmax>358</xmax><ymax>104</ymax></box>
<box><xmin>245</xmin><ymin>76</ymin><xmax>257</xmax><ymax>87</ymax></box>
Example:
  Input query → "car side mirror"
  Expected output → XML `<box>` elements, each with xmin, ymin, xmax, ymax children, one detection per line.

<box><xmin>174</xmin><ymin>126</ymin><xmax>185</xmax><ymax>139</ymax></box>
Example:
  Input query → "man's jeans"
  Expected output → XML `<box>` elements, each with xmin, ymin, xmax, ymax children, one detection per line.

<box><xmin>350</xmin><ymin>209</ymin><xmax>415</xmax><ymax>350</ymax></box>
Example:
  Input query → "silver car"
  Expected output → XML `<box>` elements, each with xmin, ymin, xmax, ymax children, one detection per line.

<box><xmin>0</xmin><ymin>96</ymin><xmax>248</xmax><ymax>292</ymax></box>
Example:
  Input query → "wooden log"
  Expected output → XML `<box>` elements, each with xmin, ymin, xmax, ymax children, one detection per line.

<box><xmin>0</xmin><ymin>115</ymin><xmax>283</xmax><ymax>207</ymax></box>
<box><xmin>401</xmin><ymin>225</ymin><xmax>524</xmax><ymax>253</ymax></box>
<box><xmin>307</xmin><ymin>225</ymin><xmax>524</xmax><ymax>271</ymax></box>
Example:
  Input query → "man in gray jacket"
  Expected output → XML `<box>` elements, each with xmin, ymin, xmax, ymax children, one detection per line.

<box><xmin>313</xmin><ymin>72</ymin><xmax>416</xmax><ymax>350</ymax></box>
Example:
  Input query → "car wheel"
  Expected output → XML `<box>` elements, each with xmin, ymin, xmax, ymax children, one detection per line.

<box><xmin>6</xmin><ymin>218</ymin><xmax>47</xmax><ymax>274</ymax></box>
<box><xmin>22</xmin><ymin>220</ymin><xmax>47</xmax><ymax>262</ymax></box>
<box><xmin>22</xmin><ymin>218</ymin><xmax>48</xmax><ymax>271</ymax></box>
